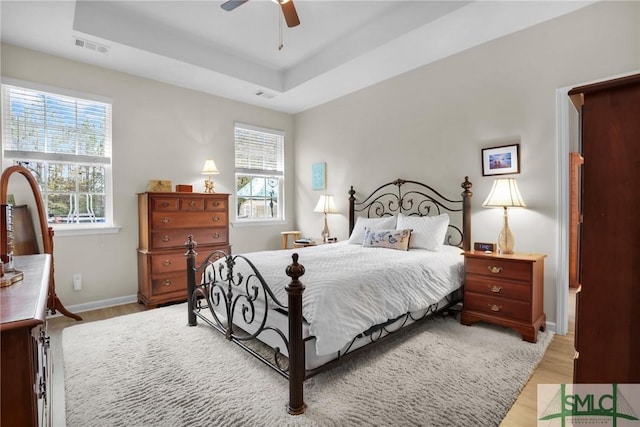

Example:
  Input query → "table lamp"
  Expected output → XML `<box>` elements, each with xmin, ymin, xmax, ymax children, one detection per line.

<box><xmin>202</xmin><ymin>159</ymin><xmax>219</xmax><ymax>193</ymax></box>
<box><xmin>313</xmin><ymin>195</ymin><xmax>338</xmax><ymax>243</ymax></box>
<box><xmin>482</xmin><ymin>178</ymin><xmax>526</xmax><ymax>254</ymax></box>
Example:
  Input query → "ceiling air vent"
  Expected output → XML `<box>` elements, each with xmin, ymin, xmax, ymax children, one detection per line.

<box><xmin>255</xmin><ymin>90</ymin><xmax>276</xmax><ymax>99</ymax></box>
<box><xmin>73</xmin><ymin>37</ymin><xmax>110</xmax><ymax>55</ymax></box>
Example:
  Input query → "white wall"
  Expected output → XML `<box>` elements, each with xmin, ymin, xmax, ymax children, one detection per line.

<box><xmin>1</xmin><ymin>43</ymin><xmax>295</xmax><ymax>307</ymax></box>
<box><xmin>293</xmin><ymin>1</ymin><xmax>640</xmax><ymax>325</ymax></box>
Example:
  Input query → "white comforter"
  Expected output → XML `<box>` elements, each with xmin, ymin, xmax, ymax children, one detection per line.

<box><xmin>212</xmin><ymin>241</ymin><xmax>464</xmax><ymax>356</ymax></box>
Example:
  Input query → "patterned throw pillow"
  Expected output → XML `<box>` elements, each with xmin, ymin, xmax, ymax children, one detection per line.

<box><xmin>396</xmin><ymin>213</ymin><xmax>450</xmax><ymax>251</ymax></box>
<box><xmin>348</xmin><ymin>216</ymin><xmax>397</xmax><ymax>244</ymax></box>
<box><xmin>362</xmin><ymin>228</ymin><xmax>412</xmax><ymax>251</ymax></box>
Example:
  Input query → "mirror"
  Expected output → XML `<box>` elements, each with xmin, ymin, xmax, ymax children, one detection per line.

<box><xmin>4</xmin><ymin>172</ymin><xmax>44</xmax><ymax>255</ymax></box>
<box><xmin>1</xmin><ymin>165</ymin><xmax>81</xmax><ymax>321</ymax></box>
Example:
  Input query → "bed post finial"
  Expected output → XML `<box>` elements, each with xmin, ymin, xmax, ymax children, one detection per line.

<box><xmin>185</xmin><ymin>235</ymin><xmax>198</xmax><ymax>326</ymax></box>
<box><xmin>349</xmin><ymin>186</ymin><xmax>356</xmax><ymax>236</ymax></box>
<box><xmin>461</xmin><ymin>177</ymin><xmax>473</xmax><ymax>252</ymax></box>
<box><xmin>285</xmin><ymin>253</ymin><xmax>306</xmax><ymax>415</ymax></box>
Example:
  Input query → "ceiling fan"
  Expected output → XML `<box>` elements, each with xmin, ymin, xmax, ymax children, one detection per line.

<box><xmin>221</xmin><ymin>0</ymin><xmax>300</xmax><ymax>28</ymax></box>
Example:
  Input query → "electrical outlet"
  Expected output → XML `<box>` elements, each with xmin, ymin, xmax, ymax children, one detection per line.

<box><xmin>73</xmin><ymin>274</ymin><xmax>82</xmax><ymax>291</ymax></box>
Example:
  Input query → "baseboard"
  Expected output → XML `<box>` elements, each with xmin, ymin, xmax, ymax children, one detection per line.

<box><xmin>48</xmin><ymin>294</ymin><xmax>139</xmax><ymax>317</ymax></box>
<box><xmin>545</xmin><ymin>321</ymin><xmax>557</xmax><ymax>334</ymax></box>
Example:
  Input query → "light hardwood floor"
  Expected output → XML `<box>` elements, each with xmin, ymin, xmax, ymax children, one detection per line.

<box><xmin>49</xmin><ymin>289</ymin><xmax>576</xmax><ymax>426</ymax></box>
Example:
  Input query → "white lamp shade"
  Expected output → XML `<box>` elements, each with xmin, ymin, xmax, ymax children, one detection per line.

<box><xmin>313</xmin><ymin>195</ymin><xmax>338</xmax><ymax>214</ymax></box>
<box><xmin>202</xmin><ymin>159</ymin><xmax>220</xmax><ymax>175</ymax></box>
<box><xmin>482</xmin><ymin>178</ymin><xmax>527</xmax><ymax>208</ymax></box>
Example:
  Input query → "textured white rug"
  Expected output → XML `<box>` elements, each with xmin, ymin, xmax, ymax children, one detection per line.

<box><xmin>63</xmin><ymin>303</ymin><xmax>552</xmax><ymax>427</ymax></box>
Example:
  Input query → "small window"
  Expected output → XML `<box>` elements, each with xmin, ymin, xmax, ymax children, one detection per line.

<box><xmin>234</xmin><ymin>123</ymin><xmax>284</xmax><ymax>222</ymax></box>
<box><xmin>1</xmin><ymin>80</ymin><xmax>113</xmax><ymax>228</ymax></box>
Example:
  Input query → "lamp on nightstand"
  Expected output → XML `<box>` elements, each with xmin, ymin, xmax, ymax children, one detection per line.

<box><xmin>482</xmin><ymin>178</ymin><xmax>526</xmax><ymax>254</ymax></box>
<box><xmin>202</xmin><ymin>159</ymin><xmax>219</xmax><ymax>193</ymax></box>
<box><xmin>313</xmin><ymin>195</ymin><xmax>338</xmax><ymax>243</ymax></box>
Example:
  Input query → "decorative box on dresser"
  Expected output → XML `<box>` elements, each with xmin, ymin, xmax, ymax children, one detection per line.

<box><xmin>137</xmin><ymin>192</ymin><xmax>230</xmax><ymax>308</ymax></box>
<box><xmin>1</xmin><ymin>254</ymin><xmax>52</xmax><ymax>427</ymax></box>
<box><xmin>568</xmin><ymin>74</ymin><xmax>640</xmax><ymax>383</ymax></box>
<box><xmin>461</xmin><ymin>251</ymin><xmax>546</xmax><ymax>343</ymax></box>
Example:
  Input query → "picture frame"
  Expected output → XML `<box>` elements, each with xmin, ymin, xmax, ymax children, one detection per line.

<box><xmin>311</xmin><ymin>162</ymin><xmax>326</xmax><ymax>190</ymax></box>
<box><xmin>482</xmin><ymin>144</ymin><xmax>520</xmax><ymax>176</ymax></box>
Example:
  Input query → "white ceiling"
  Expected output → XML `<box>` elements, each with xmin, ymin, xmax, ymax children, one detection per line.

<box><xmin>1</xmin><ymin>1</ymin><xmax>592</xmax><ymax>114</ymax></box>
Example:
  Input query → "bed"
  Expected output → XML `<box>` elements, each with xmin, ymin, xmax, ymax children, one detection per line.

<box><xmin>185</xmin><ymin>176</ymin><xmax>473</xmax><ymax>414</ymax></box>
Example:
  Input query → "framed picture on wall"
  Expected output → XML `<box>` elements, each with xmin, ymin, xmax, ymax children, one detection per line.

<box><xmin>311</xmin><ymin>162</ymin><xmax>326</xmax><ymax>190</ymax></box>
<box><xmin>482</xmin><ymin>144</ymin><xmax>520</xmax><ymax>176</ymax></box>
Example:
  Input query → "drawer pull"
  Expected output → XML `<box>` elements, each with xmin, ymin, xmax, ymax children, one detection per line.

<box><xmin>161</xmin><ymin>202</ymin><xmax>170</xmax><ymax>208</ymax></box>
<box><xmin>213</xmin><ymin>232</ymin><xmax>220</xmax><ymax>239</ymax></box>
<box><xmin>162</xmin><ymin>280</ymin><xmax>173</xmax><ymax>286</ymax></box>
<box><xmin>161</xmin><ymin>217</ymin><xmax>171</xmax><ymax>224</ymax></box>
<box><xmin>214</xmin><ymin>201</ymin><xmax>220</xmax><ymax>207</ymax></box>
<box><xmin>489</xmin><ymin>285</ymin><xmax>503</xmax><ymax>293</ymax></box>
<box><xmin>487</xmin><ymin>266</ymin><xmax>503</xmax><ymax>274</ymax></box>
<box><xmin>162</xmin><ymin>260</ymin><xmax>172</xmax><ymax>267</ymax></box>
<box><xmin>211</xmin><ymin>216</ymin><xmax>220</xmax><ymax>222</ymax></box>
<box><xmin>162</xmin><ymin>235</ymin><xmax>171</xmax><ymax>243</ymax></box>
<box><xmin>188</xmin><ymin>201</ymin><xmax>197</xmax><ymax>207</ymax></box>
<box><xmin>489</xmin><ymin>304</ymin><xmax>502</xmax><ymax>312</ymax></box>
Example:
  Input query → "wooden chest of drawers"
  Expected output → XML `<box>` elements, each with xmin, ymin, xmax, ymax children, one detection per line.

<box><xmin>137</xmin><ymin>192</ymin><xmax>230</xmax><ymax>308</ymax></box>
<box><xmin>460</xmin><ymin>251</ymin><xmax>546</xmax><ymax>343</ymax></box>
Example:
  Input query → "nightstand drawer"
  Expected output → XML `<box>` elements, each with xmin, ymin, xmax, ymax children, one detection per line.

<box><xmin>465</xmin><ymin>257</ymin><xmax>531</xmax><ymax>282</ymax></box>
<box><xmin>464</xmin><ymin>293</ymin><xmax>531</xmax><ymax>322</ymax></box>
<box><xmin>464</xmin><ymin>276</ymin><xmax>530</xmax><ymax>302</ymax></box>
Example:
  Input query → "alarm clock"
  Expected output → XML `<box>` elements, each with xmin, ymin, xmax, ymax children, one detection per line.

<box><xmin>474</xmin><ymin>242</ymin><xmax>497</xmax><ymax>252</ymax></box>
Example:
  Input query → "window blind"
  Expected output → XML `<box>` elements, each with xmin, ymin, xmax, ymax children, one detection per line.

<box><xmin>2</xmin><ymin>84</ymin><xmax>112</xmax><ymax>164</ymax></box>
<box><xmin>234</xmin><ymin>123</ymin><xmax>284</xmax><ymax>176</ymax></box>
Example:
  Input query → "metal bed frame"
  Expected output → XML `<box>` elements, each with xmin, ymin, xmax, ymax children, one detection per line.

<box><xmin>185</xmin><ymin>176</ymin><xmax>472</xmax><ymax>414</ymax></box>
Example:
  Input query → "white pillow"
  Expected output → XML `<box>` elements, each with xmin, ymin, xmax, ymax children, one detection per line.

<box><xmin>348</xmin><ymin>216</ymin><xmax>397</xmax><ymax>244</ymax></box>
<box><xmin>396</xmin><ymin>213</ymin><xmax>450</xmax><ymax>251</ymax></box>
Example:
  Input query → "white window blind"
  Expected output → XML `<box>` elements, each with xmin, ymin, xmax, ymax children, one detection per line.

<box><xmin>235</xmin><ymin>124</ymin><xmax>284</xmax><ymax>175</ymax></box>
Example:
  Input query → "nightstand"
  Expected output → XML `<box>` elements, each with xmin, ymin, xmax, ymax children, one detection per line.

<box><xmin>460</xmin><ymin>251</ymin><xmax>546</xmax><ymax>343</ymax></box>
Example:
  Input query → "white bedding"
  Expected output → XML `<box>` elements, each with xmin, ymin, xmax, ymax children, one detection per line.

<box><xmin>207</xmin><ymin>241</ymin><xmax>464</xmax><ymax>356</ymax></box>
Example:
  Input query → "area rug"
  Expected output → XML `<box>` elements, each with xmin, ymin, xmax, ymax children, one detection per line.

<box><xmin>62</xmin><ymin>303</ymin><xmax>552</xmax><ymax>427</ymax></box>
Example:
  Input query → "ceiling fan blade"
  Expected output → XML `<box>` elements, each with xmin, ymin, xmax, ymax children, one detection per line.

<box><xmin>280</xmin><ymin>0</ymin><xmax>300</xmax><ymax>28</ymax></box>
<box><xmin>221</xmin><ymin>0</ymin><xmax>249</xmax><ymax>12</ymax></box>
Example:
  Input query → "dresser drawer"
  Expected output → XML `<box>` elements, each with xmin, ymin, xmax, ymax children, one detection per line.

<box><xmin>151</xmin><ymin>228</ymin><xmax>229</xmax><ymax>250</ymax></box>
<box><xmin>464</xmin><ymin>293</ymin><xmax>531</xmax><ymax>322</ymax></box>
<box><xmin>205</xmin><ymin>198</ymin><xmax>227</xmax><ymax>212</ymax></box>
<box><xmin>465</xmin><ymin>257</ymin><xmax>531</xmax><ymax>282</ymax></box>
<box><xmin>179</xmin><ymin>198</ymin><xmax>205</xmax><ymax>211</ymax></box>
<box><xmin>151</xmin><ymin>211</ymin><xmax>228</xmax><ymax>230</ymax></box>
<box><xmin>464</xmin><ymin>276</ymin><xmax>530</xmax><ymax>302</ymax></box>
<box><xmin>151</xmin><ymin>197</ymin><xmax>179</xmax><ymax>211</ymax></box>
<box><xmin>150</xmin><ymin>252</ymin><xmax>187</xmax><ymax>274</ymax></box>
<box><xmin>151</xmin><ymin>272</ymin><xmax>187</xmax><ymax>296</ymax></box>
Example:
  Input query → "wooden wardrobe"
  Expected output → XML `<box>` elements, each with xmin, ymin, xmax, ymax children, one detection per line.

<box><xmin>568</xmin><ymin>73</ymin><xmax>640</xmax><ymax>383</ymax></box>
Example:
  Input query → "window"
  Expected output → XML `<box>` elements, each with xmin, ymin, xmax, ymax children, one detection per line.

<box><xmin>1</xmin><ymin>80</ymin><xmax>113</xmax><ymax>228</ymax></box>
<box><xmin>234</xmin><ymin>123</ymin><xmax>284</xmax><ymax>222</ymax></box>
